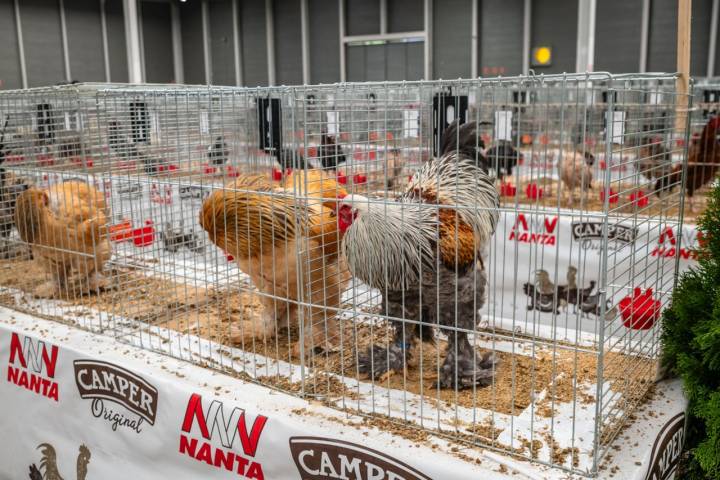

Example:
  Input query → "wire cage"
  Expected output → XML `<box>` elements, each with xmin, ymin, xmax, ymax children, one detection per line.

<box><xmin>685</xmin><ymin>77</ymin><xmax>720</xmax><ymax>217</ymax></box>
<box><xmin>0</xmin><ymin>73</ymin><xmax>693</xmax><ymax>476</ymax></box>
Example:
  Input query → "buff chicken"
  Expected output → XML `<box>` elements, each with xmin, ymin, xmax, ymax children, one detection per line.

<box><xmin>200</xmin><ymin>169</ymin><xmax>350</xmax><ymax>357</ymax></box>
<box><xmin>559</xmin><ymin>149</ymin><xmax>595</xmax><ymax>206</ymax></box>
<box><xmin>14</xmin><ymin>180</ymin><xmax>111</xmax><ymax>298</ymax></box>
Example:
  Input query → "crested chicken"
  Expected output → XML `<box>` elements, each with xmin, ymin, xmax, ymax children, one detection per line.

<box><xmin>655</xmin><ymin>116</ymin><xmax>720</xmax><ymax>213</ymax></box>
<box><xmin>14</xmin><ymin>181</ymin><xmax>111</xmax><ymax>298</ymax></box>
<box><xmin>199</xmin><ymin>169</ymin><xmax>350</xmax><ymax>356</ymax></box>
<box><xmin>334</xmin><ymin>121</ymin><xmax>500</xmax><ymax>389</ymax></box>
<box><xmin>559</xmin><ymin>149</ymin><xmax>595</xmax><ymax>206</ymax></box>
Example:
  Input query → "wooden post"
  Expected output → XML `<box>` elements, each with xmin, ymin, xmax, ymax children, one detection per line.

<box><xmin>676</xmin><ymin>0</ymin><xmax>692</xmax><ymax>132</ymax></box>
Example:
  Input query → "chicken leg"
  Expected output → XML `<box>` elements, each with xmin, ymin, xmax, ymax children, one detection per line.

<box><xmin>439</xmin><ymin>332</ymin><xmax>496</xmax><ymax>389</ymax></box>
<box><xmin>357</xmin><ymin>299</ymin><xmax>431</xmax><ymax>379</ymax></box>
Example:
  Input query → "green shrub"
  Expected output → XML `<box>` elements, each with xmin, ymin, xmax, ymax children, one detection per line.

<box><xmin>662</xmin><ymin>185</ymin><xmax>720</xmax><ymax>479</ymax></box>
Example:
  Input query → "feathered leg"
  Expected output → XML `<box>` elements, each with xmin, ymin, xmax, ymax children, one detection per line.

<box><xmin>437</xmin><ymin>264</ymin><xmax>497</xmax><ymax>389</ymax></box>
<box><xmin>34</xmin><ymin>256</ymin><xmax>69</xmax><ymax>298</ymax></box>
<box><xmin>439</xmin><ymin>332</ymin><xmax>497</xmax><ymax>389</ymax></box>
<box><xmin>357</xmin><ymin>295</ymin><xmax>421</xmax><ymax>379</ymax></box>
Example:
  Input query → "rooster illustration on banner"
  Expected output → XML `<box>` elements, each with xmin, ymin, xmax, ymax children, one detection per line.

<box><xmin>28</xmin><ymin>443</ymin><xmax>91</xmax><ymax>480</ymax></box>
<box><xmin>523</xmin><ymin>265</ymin><xmax>617</xmax><ymax>320</ymax></box>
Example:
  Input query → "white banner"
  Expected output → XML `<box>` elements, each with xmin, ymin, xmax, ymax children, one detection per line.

<box><xmin>0</xmin><ymin>309</ymin><xmax>688</xmax><ymax>480</ymax></box>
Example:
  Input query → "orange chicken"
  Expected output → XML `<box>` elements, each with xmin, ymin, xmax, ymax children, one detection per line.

<box><xmin>200</xmin><ymin>170</ymin><xmax>350</xmax><ymax>357</ymax></box>
<box><xmin>14</xmin><ymin>181</ymin><xmax>111</xmax><ymax>297</ymax></box>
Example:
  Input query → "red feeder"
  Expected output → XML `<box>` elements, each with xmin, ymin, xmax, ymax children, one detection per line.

<box><xmin>6</xmin><ymin>154</ymin><xmax>23</xmax><ymax>163</ymax></box>
<box><xmin>226</xmin><ymin>165</ymin><xmax>239</xmax><ymax>178</ymax></box>
<box><xmin>368</xmin><ymin>151</ymin><xmax>376</xmax><ymax>161</ymax></box>
<box><xmin>203</xmin><ymin>164</ymin><xmax>217</xmax><ymax>175</ymax></box>
<box><xmin>132</xmin><ymin>220</ymin><xmax>155</xmax><ymax>247</ymax></box>
<box><xmin>307</xmin><ymin>146</ymin><xmax>318</xmax><ymax>158</ymax></box>
<box><xmin>353</xmin><ymin>173</ymin><xmax>367</xmax><ymax>184</ymax></box>
<box><xmin>37</xmin><ymin>154</ymin><xmax>54</xmax><ymax>167</ymax></box>
<box><xmin>629</xmin><ymin>190</ymin><xmax>649</xmax><ymax>207</ymax></box>
<box><xmin>337</xmin><ymin>171</ymin><xmax>348</xmax><ymax>185</ymax></box>
<box><xmin>525</xmin><ymin>183</ymin><xmax>543</xmax><ymax>200</ymax></box>
<box><xmin>168</xmin><ymin>164</ymin><xmax>178</xmax><ymax>171</ymax></box>
<box><xmin>500</xmin><ymin>182</ymin><xmax>517</xmax><ymax>197</ymax></box>
<box><xmin>109</xmin><ymin>220</ymin><xmax>133</xmax><ymax>242</ymax></box>
<box><xmin>599</xmin><ymin>160</ymin><xmax>607</xmax><ymax>170</ymax></box>
<box><xmin>600</xmin><ymin>189</ymin><xmax>619</xmax><ymax>204</ymax></box>
<box><xmin>271</xmin><ymin>168</ymin><xmax>284</xmax><ymax>181</ymax></box>
<box><xmin>619</xmin><ymin>288</ymin><xmax>661</xmax><ymax>330</ymax></box>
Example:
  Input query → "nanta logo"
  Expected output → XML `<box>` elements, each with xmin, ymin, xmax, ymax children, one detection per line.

<box><xmin>178</xmin><ymin>393</ymin><xmax>268</xmax><ymax>479</ymax></box>
<box><xmin>651</xmin><ymin>226</ymin><xmax>702</xmax><ymax>260</ymax></box>
<box><xmin>7</xmin><ymin>332</ymin><xmax>59</xmax><ymax>402</ymax></box>
<box><xmin>509</xmin><ymin>214</ymin><xmax>558</xmax><ymax>245</ymax></box>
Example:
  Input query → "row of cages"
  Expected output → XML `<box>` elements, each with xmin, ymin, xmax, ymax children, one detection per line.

<box><xmin>0</xmin><ymin>72</ymin><xmax>710</xmax><ymax>476</ymax></box>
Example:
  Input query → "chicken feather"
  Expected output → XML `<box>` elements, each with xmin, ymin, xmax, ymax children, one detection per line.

<box><xmin>337</xmin><ymin>135</ymin><xmax>500</xmax><ymax>389</ymax></box>
<box><xmin>199</xmin><ymin>169</ymin><xmax>349</xmax><ymax>356</ymax></box>
<box><xmin>15</xmin><ymin>181</ymin><xmax>110</xmax><ymax>298</ymax></box>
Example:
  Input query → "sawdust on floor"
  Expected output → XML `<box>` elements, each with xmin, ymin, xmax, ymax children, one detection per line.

<box><xmin>0</xmin><ymin>257</ymin><xmax>656</xmax><ymax>439</ymax></box>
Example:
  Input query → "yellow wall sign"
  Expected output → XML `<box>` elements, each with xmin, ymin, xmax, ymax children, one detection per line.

<box><xmin>532</xmin><ymin>46</ymin><xmax>552</xmax><ymax>66</ymax></box>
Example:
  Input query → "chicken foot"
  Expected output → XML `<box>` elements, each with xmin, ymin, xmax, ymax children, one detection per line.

<box><xmin>439</xmin><ymin>333</ymin><xmax>497</xmax><ymax>390</ymax></box>
<box><xmin>357</xmin><ymin>302</ymin><xmax>435</xmax><ymax>379</ymax></box>
<box><xmin>357</xmin><ymin>326</ymin><xmax>414</xmax><ymax>380</ymax></box>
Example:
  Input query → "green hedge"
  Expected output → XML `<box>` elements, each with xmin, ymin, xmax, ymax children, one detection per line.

<box><xmin>662</xmin><ymin>185</ymin><xmax>720</xmax><ymax>479</ymax></box>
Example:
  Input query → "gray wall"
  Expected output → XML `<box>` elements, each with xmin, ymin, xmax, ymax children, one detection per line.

<box><xmin>347</xmin><ymin>41</ymin><xmax>424</xmax><ymax>81</ymax></box>
<box><xmin>531</xmin><ymin>0</ymin><xmax>578</xmax><ymax>74</ymax></box>
<box><xmin>595</xmin><ymin>0</ymin><xmax>642</xmax><ymax>73</ymax></box>
<box><xmin>0</xmin><ymin>0</ymin><xmax>23</xmax><ymax>89</ymax></box>
<box><xmin>65</xmin><ymin>0</ymin><xmax>106</xmax><ymax>82</ymax></box>
<box><xmin>240</xmin><ymin>0</ymin><xmax>268</xmax><ymax>87</ymax></box>
<box><xmin>308</xmin><ymin>0</ymin><xmax>340</xmax><ymax>83</ymax></box>
<box><xmin>647</xmin><ymin>0</ymin><xmax>677</xmax><ymax>73</ymax></box>
<box><xmin>346</xmin><ymin>0</ymin><xmax>379</xmax><ymax>36</ymax></box>
<box><xmin>106</xmin><ymin>0</ymin><xmax>129</xmax><ymax>82</ymax></box>
<box><xmin>433</xmin><ymin>0</ymin><xmax>472</xmax><ymax>79</ymax></box>
<box><xmin>180</xmin><ymin>1</ymin><xmax>205</xmax><ymax>85</ymax></box>
<box><xmin>388</xmin><ymin>0</ymin><xmax>423</xmax><ymax>32</ymax></box>
<box><xmin>209</xmin><ymin>0</ymin><xmax>235</xmax><ymax>86</ymax></box>
<box><xmin>142</xmin><ymin>0</ymin><xmax>174</xmax><ymax>83</ymax></box>
<box><xmin>1</xmin><ymin>0</ymin><xmax>719</xmax><ymax>89</ymax></box>
<box><xmin>690</xmin><ymin>0</ymin><xmax>713</xmax><ymax>77</ymax></box>
<box><xmin>274</xmin><ymin>0</ymin><xmax>303</xmax><ymax>85</ymax></box>
<box><xmin>479</xmin><ymin>0</ymin><xmax>524</xmax><ymax>76</ymax></box>
<box><xmin>21</xmin><ymin>0</ymin><xmax>66</xmax><ymax>86</ymax></box>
